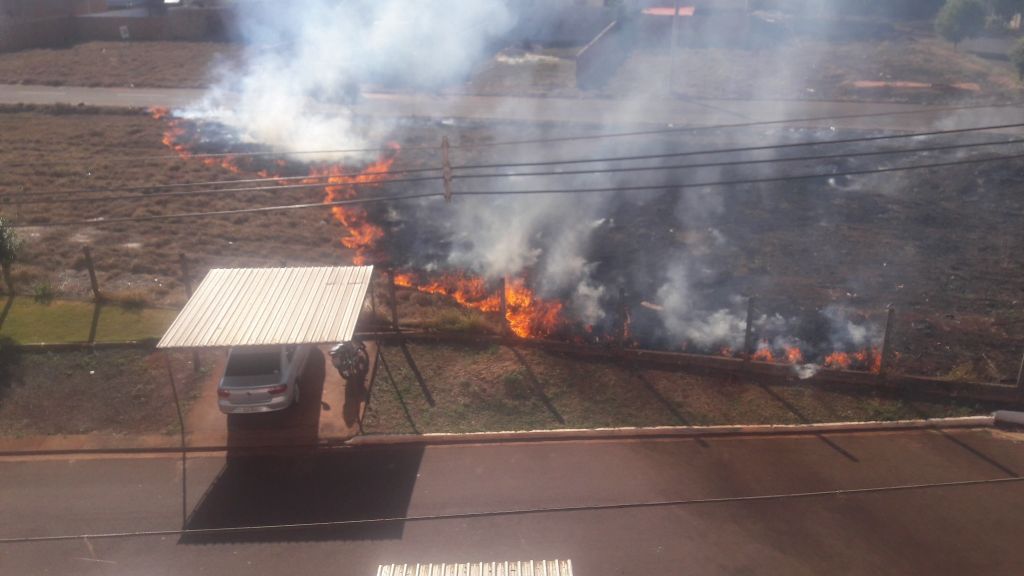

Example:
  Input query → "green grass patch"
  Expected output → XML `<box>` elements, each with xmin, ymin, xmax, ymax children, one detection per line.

<box><xmin>0</xmin><ymin>298</ymin><xmax>177</xmax><ymax>344</ymax></box>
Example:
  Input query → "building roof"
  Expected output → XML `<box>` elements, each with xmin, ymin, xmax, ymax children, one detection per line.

<box><xmin>157</xmin><ymin>266</ymin><xmax>373</xmax><ymax>349</ymax></box>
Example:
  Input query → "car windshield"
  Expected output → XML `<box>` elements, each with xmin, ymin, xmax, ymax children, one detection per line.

<box><xmin>223</xmin><ymin>351</ymin><xmax>281</xmax><ymax>379</ymax></box>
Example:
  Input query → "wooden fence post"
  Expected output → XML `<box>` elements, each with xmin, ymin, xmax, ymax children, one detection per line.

<box><xmin>1015</xmin><ymin>350</ymin><xmax>1023</xmax><ymax>391</ymax></box>
<box><xmin>388</xmin><ymin>268</ymin><xmax>399</xmax><ymax>332</ymax></box>
<box><xmin>82</xmin><ymin>246</ymin><xmax>101</xmax><ymax>302</ymax></box>
<box><xmin>499</xmin><ymin>276</ymin><xmax>509</xmax><ymax>336</ymax></box>
<box><xmin>743</xmin><ymin>296</ymin><xmax>755</xmax><ymax>361</ymax></box>
<box><xmin>879</xmin><ymin>307</ymin><xmax>896</xmax><ymax>378</ymax></box>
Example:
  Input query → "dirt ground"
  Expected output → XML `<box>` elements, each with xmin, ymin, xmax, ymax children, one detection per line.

<box><xmin>0</xmin><ymin>41</ymin><xmax>243</xmax><ymax>89</ymax></box>
<box><xmin>362</xmin><ymin>341</ymin><xmax>994</xmax><ymax>434</ymax></box>
<box><xmin>0</xmin><ymin>347</ymin><xmax>205</xmax><ymax>437</ymax></box>
<box><xmin>0</xmin><ymin>22</ymin><xmax>1016</xmax><ymax>104</ymax></box>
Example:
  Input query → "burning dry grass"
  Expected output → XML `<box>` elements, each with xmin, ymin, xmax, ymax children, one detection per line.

<box><xmin>1</xmin><ymin>105</ymin><xmax>1022</xmax><ymax>381</ymax></box>
<box><xmin>0</xmin><ymin>105</ymin><xmax>358</xmax><ymax>304</ymax></box>
<box><xmin>361</xmin><ymin>341</ymin><xmax>993</xmax><ymax>434</ymax></box>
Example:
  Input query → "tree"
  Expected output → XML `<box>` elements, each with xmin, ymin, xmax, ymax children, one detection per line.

<box><xmin>936</xmin><ymin>0</ymin><xmax>988</xmax><ymax>47</ymax></box>
<box><xmin>989</xmin><ymin>0</ymin><xmax>1024</xmax><ymax>18</ymax></box>
<box><xmin>1011</xmin><ymin>38</ymin><xmax>1024</xmax><ymax>79</ymax></box>
<box><xmin>0</xmin><ymin>217</ymin><xmax>19</xmax><ymax>294</ymax></box>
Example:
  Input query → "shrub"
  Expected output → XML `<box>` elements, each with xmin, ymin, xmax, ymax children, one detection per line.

<box><xmin>936</xmin><ymin>0</ymin><xmax>988</xmax><ymax>47</ymax></box>
<box><xmin>1011</xmin><ymin>37</ymin><xmax>1024</xmax><ymax>79</ymax></box>
<box><xmin>32</xmin><ymin>282</ymin><xmax>56</xmax><ymax>304</ymax></box>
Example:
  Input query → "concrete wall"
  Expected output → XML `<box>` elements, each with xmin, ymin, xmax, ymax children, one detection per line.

<box><xmin>1</xmin><ymin>3</ymin><xmax>233</xmax><ymax>51</ymax></box>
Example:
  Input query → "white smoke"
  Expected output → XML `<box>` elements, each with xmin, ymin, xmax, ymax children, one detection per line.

<box><xmin>186</xmin><ymin>0</ymin><xmax>516</xmax><ymax>157</ymax></box>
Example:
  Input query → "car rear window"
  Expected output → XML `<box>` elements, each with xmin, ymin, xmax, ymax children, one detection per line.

<box><xmin>224</xmin><ymin>351</ymin><xmax>281</xmax><ymax>378</ymax></box>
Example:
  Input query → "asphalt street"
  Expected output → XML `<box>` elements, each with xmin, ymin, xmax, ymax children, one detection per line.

<box><xmin>1</xmin><ymin>428</ymin><xmax>1023</xmax><ymax>575</ymax></box>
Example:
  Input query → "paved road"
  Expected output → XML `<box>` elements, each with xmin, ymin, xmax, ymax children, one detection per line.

<box><xmin>4</xmin><ymin>83</ymin><xmax>1024</xmax><ymax>132</ymax></box>
<box><xmin>1</xmin><ymin>428</ymin><xmax>1023</xmax><ymax>575</ymax></box>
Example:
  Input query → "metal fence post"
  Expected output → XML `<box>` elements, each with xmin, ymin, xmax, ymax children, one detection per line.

<box><xmin>179</xmin><ymin>253</ymin><xmax>200</xmax><ymax>373</ymax></box>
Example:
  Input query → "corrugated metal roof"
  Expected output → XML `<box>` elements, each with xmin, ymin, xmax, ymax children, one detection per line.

<box><xmin>157</xmin><ymin>266</ymin><xmax>373</xmax><ymax>349</ymax></box>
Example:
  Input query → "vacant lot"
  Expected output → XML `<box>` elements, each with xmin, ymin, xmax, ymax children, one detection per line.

<box><xmin>1</xmin><ymin>104</ymin><xmax>1022</xmax><ymax>381</ymax></box>
<box><xmin>0</xmin><ymin>41</ymin><xmax>242</xmax><ymax>88</ymax></box>
<box><xmin>0</xmin><ymin>348</ymin><xmax>204</xmax><ymax>436</ymax></box>
<box><xmin>0</xmin><ymin>21</ymin><xmax>1016</xmax><ymax>104</ymax></box>
<box><xmin>362</xmin><ymin>341</ymin><xmax>993</xmax><ymax>434</ymax></box>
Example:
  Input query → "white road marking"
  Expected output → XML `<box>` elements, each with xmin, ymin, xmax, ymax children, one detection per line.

<box><xmin>376</xmin><ymin>559</ymin><xmax>572</xmax><ymax>576</ymax></box>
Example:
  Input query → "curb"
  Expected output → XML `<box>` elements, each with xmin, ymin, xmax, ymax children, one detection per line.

<box><xmin>0</xmin><ymin>416</ymin><xmax>996</xmax><ymax>458</ymax></box>
<box><xmin>346</xmin><ymin>415</ymin><xmax>996</xmax><ymax>447</ymax></box>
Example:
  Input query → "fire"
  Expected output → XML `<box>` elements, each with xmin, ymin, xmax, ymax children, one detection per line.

<box><xmin>393</xmin><ymin>272</ymin><xmax>563</xmax><ymax>338</ymax></box>
<box><xmin>824</xmin><ymin>352</ymin><xmax>852</xmax><ymax>370</ymax></box>
<box><xmin>751</xmin><ymin>340</ymin><xmax>775</xmax><ymax>362</ymax></box>
<box><xmin>309</xmin><ymin>147</ymin><xmax>397</xmax><ymax>265</ymax></box>
<box><xmin>785</xmin><ymin>346</ymin><xmax>804</xmax><ymax>364</ymax></box>
<box><xmin>403</xmin><ymin>271</ymin><xmax>501</xmax><ymax>312</ymax></box>
<box><xmin>505</xmin><ymin>277</ymin><xmax>563</xmax><ymax>338</ymax></box>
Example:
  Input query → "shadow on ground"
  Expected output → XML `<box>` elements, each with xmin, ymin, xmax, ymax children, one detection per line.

<box><xmin>180</xmin><ymin>445</ymin><xmax>425</xmax><ymax>544</ymax></box>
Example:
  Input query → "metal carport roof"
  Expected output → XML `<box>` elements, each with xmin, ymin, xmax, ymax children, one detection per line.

<box><xmin>156</xmin><ymin>266</ymin><xmax>373</xmax><ymax>349</ymax></box>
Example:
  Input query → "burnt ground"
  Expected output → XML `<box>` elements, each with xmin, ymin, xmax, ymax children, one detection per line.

<box><xmin>0</xmin><ymin>106</ymin><xmax>1021</xmax><ymax>382</ymax></box>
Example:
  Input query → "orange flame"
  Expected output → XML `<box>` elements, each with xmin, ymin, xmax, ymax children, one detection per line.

<box><xmin>751</xmin><ymin>340</ymin><xmax>775</xmax><ymax>362</ymax></box>
<box><xmin>505</xmin><ymin>277</ymin><xmax>563</xmax><ymax>338</ymax></box>
<box><xmin>394</xmin><ymin>272</ymin><xmax>563</xmax><ymax>338</ymax></box>
<box><xmin>785</xmin><ymin>346</ymin><xmax>804</xmax><ymax>364</ymax></box>
<box><xmin>310</xmin><ymin>148</ymin><xmax>397</xmax><ymax>265</ymax></box>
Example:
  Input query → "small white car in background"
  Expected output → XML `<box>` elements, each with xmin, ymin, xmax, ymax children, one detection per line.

<box><xmin>217</xmin><ymin>345</ymin><xmax>312</xmax><ymax>414</ymax></box>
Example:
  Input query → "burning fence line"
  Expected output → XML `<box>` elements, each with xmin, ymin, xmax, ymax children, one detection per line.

<box><xmin>151</xmin><ymin>111</ymin><xmax>892</xmax><ymax>373</ymax></box>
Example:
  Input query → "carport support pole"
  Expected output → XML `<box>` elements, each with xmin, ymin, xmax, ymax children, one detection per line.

<box><xmin>668</xmin><ymin>0</ymin><xmax>680</xmax><ymax>94</ymax></box>
<box><xmin>879</xmin><ymin>307</ymin><xmax>896</xmax><ymax>379</ymax></box>
<box><xmin>179</xmin><ymin>254</ymin><xmax>200</xmax><ymax>374</ymax></box>
<box><xmin>743</xmin><ymin>297</ymin><xmax>755</xmax><ymax>361</ymax></box>
<box><xmin>82</xmin><ymin>246</ymin><xmax>101</xmax><ymax>302</ymax></box>
<box><xmin>163</xmin><ymin>352</ymin><xmax>188</xmax><ymax>529</ymax></box>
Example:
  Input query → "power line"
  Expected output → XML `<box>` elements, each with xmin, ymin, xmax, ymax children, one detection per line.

<box><xmin>1</xmin><ymin>165</ymin><xmax>442</xmax><ymax>197</ymax></box>
<box><xmin>12</xmin><ymin>148</ymin><xmax>1024</xmax><ymax>228</ymax></box>
<box><xmin>455</xmin><ymin>121</ymin><xmax>1024</xmax><ymax>171</ymax></box>
<box><xmin>8</xmin><ymin>121</ymin><xmax>1024</xmax><ymax>203</ymax></box>
<box><xmin>5</xmin><ymin>100</ymin><xmax>1024</xmax><ymax>167</ymax></box>
<box><xmin>455</xmin><ymin>149</ymin><xmax>1024</xmax><ymax>198</ymax></box>
<box><xmin>6</xmin><ymin>174</ymin><xmax>442</xmax><ymax>205</ymax></box>
<box><xmin>457</xmin><ymin>136</ymin><xmax>1024</xmax><ymax>181</ymax></box>
<box><xmin>0</xmin><ymin>475</ymin><xmax>1019</xmax><ymax>544</ymax></box>
<box><xmin>10</xmin><ymin>135</ymin><xmax>1024</xmax><ymax>206</ymax></box>
<box><xmin>10</xmin><ymin>191</ymin><xmax>441</xmax><ymax>227</ymax></box>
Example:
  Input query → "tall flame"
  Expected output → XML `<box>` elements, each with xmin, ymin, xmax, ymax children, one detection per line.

<box><xmin>308</xmin><ymin>151</ymin><xmax>395</xmax><ymax>265</ymax></box>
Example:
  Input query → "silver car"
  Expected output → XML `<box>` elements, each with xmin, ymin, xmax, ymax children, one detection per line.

<box><xmin>217</xmin><ymin>345</ymin><xmax>312</xmax><ymax>414</ymax></box>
